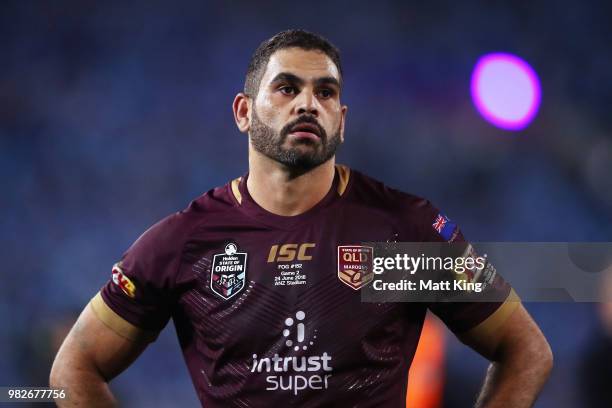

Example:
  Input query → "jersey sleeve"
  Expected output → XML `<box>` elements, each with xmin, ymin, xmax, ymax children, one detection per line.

<box><xmin>91</xmin><ymin>213</ymin><xmax>186</xmax><ymax>342</ymax></box>
<box><xmin>418</xmin><ymin>200</ymin><xmax>520</xmax><ymax>335</ymax></box>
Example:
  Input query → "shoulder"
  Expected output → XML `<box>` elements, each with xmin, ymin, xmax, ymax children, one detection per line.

<box><xmin>344</xmin><ymin>167</ymin><xmax>437</xmax><ymax>217</ymax></box>
<box><xmin>114</xmin><ymin>180</ymin><xmax>240</xmax><ymax>288</ymax></box>
<box><xmin>343</xmin><ymin>167</ymin><xmax>450</xmax><ymax>240</ymax></box>
<box><xmin>129</xmin><ymin>180</ymin><xmax>239</xmax><ymax>254</ymax></box>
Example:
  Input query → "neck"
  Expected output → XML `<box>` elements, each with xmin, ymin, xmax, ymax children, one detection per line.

<box><xmin>247</xmin><ymin>146</ymin><xmax>336</xmax><ymax>216</ymax></box>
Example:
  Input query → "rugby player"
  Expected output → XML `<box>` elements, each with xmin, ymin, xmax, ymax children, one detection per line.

<box><xmin>50</xmin><ymin>30</ymin><xmax>553</xmax><ymax>407</ymax></box>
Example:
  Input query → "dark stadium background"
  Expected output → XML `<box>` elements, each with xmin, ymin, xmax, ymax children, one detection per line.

<box><xmin>1</xmin><ymin>1</ymin><xmax>612</xmax><ymax>407</ymax></box>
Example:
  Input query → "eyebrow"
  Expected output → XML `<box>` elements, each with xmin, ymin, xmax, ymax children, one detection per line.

<box><xmin>269</xmin><ymin>72</ymin><xmax>341</xmax><ymax>89</ymax></box>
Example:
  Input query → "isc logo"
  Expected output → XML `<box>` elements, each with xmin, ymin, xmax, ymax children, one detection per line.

<box><xmin>267</xmin><ymin>243</ymin><xmax>316</xmax><ymax>263</ymax></box>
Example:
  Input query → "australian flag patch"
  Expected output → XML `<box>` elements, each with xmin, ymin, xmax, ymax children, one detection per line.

<box><xmin>432</xmin><ymin>213</ymin><xmax>457</xmax><ymax>241</ymax></box>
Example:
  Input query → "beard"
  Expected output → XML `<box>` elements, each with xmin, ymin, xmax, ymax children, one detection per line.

<box><xmin>249</xmin><ymin>107</ymin><xmax>342</xmax><ymax>172</ymax></box>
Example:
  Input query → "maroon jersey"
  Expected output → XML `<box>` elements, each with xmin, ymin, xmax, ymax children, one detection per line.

<box><xmin>91</xmin><ymin>165</ymin><xmax>517</xmax><ymax>407</ymax></box>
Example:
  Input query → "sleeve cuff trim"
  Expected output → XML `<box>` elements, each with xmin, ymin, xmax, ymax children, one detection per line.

<box><xmin>463</xmin><ymin>288</ymin><xmax>521</xmax><ymax>337</ymax></box>
<box><xmin>90</xmin><ymin>292</ymin><xmax>159</xmax><ymax>343</ymax></box>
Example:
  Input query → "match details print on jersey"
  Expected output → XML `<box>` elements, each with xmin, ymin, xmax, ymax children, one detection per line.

<box><xmin>267</xmin><ymin>243</ymin><xmax>315</xmax><ymax>287</ymax></box>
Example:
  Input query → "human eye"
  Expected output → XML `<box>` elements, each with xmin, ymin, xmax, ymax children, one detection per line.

<box><xmin>317</xmin><ymin>88</ymin><xmax>335</xmax><ymax>99</ymax></box>
<box><xmin>279</xmin><ymin>86</ymin><xmax>297</xmax><ymax>95</ymax></box>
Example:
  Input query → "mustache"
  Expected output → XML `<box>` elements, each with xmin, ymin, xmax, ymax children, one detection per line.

<box><xmin>281</xmin><ymin>116</ymin><xmax>326</xmax><ymax>141</ymax></box>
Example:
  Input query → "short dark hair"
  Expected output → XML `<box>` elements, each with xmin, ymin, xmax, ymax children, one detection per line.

<box><xmin>244</xmin><ymin>29</ymin><xmax>343</xmax><ymax>97</ymax></box>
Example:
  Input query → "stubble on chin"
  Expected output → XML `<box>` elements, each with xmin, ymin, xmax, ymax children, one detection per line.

<box><xmin>249</xmin><ymin>108</ymin><xmax>342</xmax><ymax>171</ymax></box>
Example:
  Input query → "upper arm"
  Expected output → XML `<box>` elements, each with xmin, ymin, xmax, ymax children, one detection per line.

<box><xmin>411</xmin><ymin>199</ymin><xmax>552</xmax><ymax>368</ymax></box>
<box><xmin>416</xmin><ymin>200</ymin><xmax>547</xmax><ymax>359</ymax></box>
<box><xmin>51</xmin><ymin>213</ymin><xmax>187</xmax><ymax>384</ymax></box>
<box><xmin>458</xmin><ymin>301</ymin><xmax>551</xmax><ymax>362</ymax></box>
<box><xmin>52</xmin><ymin>295</ymin><xmax>151</xmax><ymax>382</ymax></box>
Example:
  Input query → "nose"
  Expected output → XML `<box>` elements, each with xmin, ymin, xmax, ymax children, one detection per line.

<box><xmin>295</xmin><ymin>90</ymin><xmax>319</xmax><ymax>117</ymax></box>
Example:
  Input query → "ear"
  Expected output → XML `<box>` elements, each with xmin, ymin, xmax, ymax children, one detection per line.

<box><xmin>233</xmin><ymin>93</ymin><xmax>251</xmax><ymax>133</ymax></box>
<box><xmin>339</xmin><ymin>104</ymin><xmax>348</xmax><ymax>143</ymax></box>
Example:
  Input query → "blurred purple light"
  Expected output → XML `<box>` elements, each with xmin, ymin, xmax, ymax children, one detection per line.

<box><xmin>471</xmin><ymin>53</ymin><xmax>541</xmax><ymax>131</ymax></box>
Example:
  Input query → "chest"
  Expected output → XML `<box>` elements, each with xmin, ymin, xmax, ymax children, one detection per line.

<box><xmin>173</xmin><ymin>210</ymin><xmax>424</xmax><ymax>365</ymax></box>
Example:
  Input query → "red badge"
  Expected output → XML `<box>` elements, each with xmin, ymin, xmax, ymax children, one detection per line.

<box><xmin>337</xmin><ymin>246</ymin><xmax>374</xmax><ymax>290</ymax></box>
<box><xmin>112</xmin><ymin>263</ymin><xmax>136</xmax><ymax>298</ymax></box>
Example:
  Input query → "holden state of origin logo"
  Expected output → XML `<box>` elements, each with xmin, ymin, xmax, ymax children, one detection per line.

<box><xmin>210</xmin><ymin>243</ymin><xmax>247</xmax><ymax>300</ymax></box>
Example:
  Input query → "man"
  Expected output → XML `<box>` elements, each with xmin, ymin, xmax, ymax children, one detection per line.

<box><xmin>50</xmin><ymin>30</ymin><xmax>552</xmax><ymax>407</ymax></box>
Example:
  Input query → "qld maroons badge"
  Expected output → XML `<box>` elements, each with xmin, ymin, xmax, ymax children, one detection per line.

<box><xmin>210</xmin><ymin>243</ymin><xmax>247</xmax><ymax>300</ymax></box>
<box><xmin>337</xmin><ymin>245</ymin><xmax>374</xmax><ymax>290</ymax></box>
